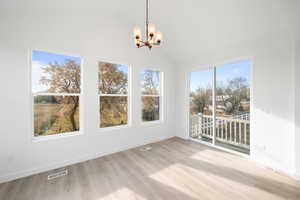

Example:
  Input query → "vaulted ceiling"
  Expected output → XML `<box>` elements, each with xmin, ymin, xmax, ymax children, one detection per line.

<box><xmin>126</xmin><ymin>0</ymin><xmax>300</xmax><ymax>65</ymax></box>
<box><xmin>1</xmin><ymin>0</ymin><xmax>299</xmax><ymax>65</ymax></box>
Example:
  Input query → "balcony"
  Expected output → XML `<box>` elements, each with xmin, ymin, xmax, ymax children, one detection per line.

<box><xmin>190</xmin><ymin>114</ymin><xmax>250</xmax><ymax>154</ymax></box>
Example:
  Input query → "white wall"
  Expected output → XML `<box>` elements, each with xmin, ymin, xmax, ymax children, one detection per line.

<box><xmin>175</xmin><ymin>32</ymin><xmax>298</xmax><ymax>176</ymax></box>
<box><xmin>295</xmin><ymin>40</ymin><xmax>300</xmax><ymax>178</ymax></box>
<box><xmin>0</xmin><ymin>1</ymin><xmax>176</xmax><ymax>183</ymax></box>
<box><xmin>1</xmin><ymin>0</ymin><xmax>299</xmax><ymax>183</ymax></box>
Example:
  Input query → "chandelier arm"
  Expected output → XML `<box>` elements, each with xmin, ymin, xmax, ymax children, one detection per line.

<box><xmin>146</xmin><ymin>0</ymin><xmax>149</xmax><ymax>42</ymax></box>
<box><xmin>137</xmin><ymin>39</ymin><xmax>147</xmax><ymax>44</ymax></box>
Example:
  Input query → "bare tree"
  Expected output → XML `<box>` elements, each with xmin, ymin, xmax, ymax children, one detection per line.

<box><xmin>98</xmin><ymin>62</ymin><xmax>128</xmax><ymax>127</ymax></box>
<box><xmin>142</xmin><ymin>70</ymin><xmax>159</xmax><ymax>95</ymax></box>
<box><xmin>190</xmin><ymin>85</ymin><xmax>212</xmax><ymax>115</ymax></box>
<box><xmin>40</xmin><ymin>60</ymin><xmax>80</xmax><ymax>131</ymax></box>
<box><xmin>98</xmin><ymin>62</ymin><xmax>128</xmax><ymax>94</ymax></box>
<box><xmin>226</xmin><ymin>77</ymin><xmax>249</xmax><ymax>114</ymax></box>
<box><xmin>142</xmin><ymin>70</ymin><xmax>160</xmax><ymax>121</ymax></box>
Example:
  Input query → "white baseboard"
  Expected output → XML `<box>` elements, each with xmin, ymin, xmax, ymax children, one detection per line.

<box><xmin>294</xmin><ymin>172</ymin><xmax>300</xmax><ymax>180</ymax></box>
<box><xmin>189</xmin><ymin>137</ymin><xmax>300</xmax><ymax>181</ymax></box>
<box><xmin>0</xmin><ymin>135</ymin><xmax>174</xmax><ymax>184</ymax></box>
<box><xmin>250</xmin><ymin>157</ymin><xmax>300</xmax><ymax>181</ymax></box>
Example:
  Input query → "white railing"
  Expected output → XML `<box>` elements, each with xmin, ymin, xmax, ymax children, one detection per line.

<box><xmin>190</xmin><ymin>114</ymin><xmax>250</xmax><ymax>150</ymax></box>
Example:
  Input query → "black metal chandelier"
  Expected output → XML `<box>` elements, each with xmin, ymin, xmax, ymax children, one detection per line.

<box><xmin>133</xmin><ymin>0</ymin><xmax>163</xmax><ymax>50</ymax></box>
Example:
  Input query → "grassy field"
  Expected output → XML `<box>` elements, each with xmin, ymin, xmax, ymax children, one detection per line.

<box><xmin>99</xmin><ymin>96</ymin><xmax>128</xmax><ymax>128</ymax></box>
<box><xmin>34</xmin><ymin>104</ymin><xmax>79</xmax><ymax>136</ymax></box>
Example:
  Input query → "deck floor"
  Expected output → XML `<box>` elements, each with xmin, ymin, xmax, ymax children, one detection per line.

<box><xmin>0</xmin><ymin>137</ymin><xmax>299</xmax><ymax>200</ymax></box>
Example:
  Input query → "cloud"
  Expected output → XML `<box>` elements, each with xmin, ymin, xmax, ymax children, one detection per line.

<box><xmin>31</xmin><ymin>61</ymin><xmax>49</xmax><ymax>93</ymax></box>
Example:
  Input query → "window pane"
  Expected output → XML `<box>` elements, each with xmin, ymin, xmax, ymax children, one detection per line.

<box><xmin>32</xmin><ymin>50</ymin><xmax>81</xmax><ymax>94</ymax></box>
<box><xmin>141</xmin><ymin>70</ymin><xmax>160</xmax><ymax>95</ymax></box>
<box><xmin>100</xmin><ymin>96</ymin><xmax>128</xmax><ymax>128</ymax></box>
<box><xmin>189</xmin><ymin>68</ymin><xmax>213</xmax><ymax>143</ymax></box>
<box><xmin>215</xmin><ymin>60</ymin><xmax>251</xmax><ymax>154</ymax></box>
<box><xmin>34</xmin><ymin>96</ymin><xmax>80</xmax><ymax>136</ymax></box>
<box><xmin>98</xmin><ymin>62</ymin><xmax>128</xmax><ymax>94</ymax></box>
<box><xmin>142</xmin><ymin>96</ymin><xmax>160</xmax><ymax>121</ymax></box>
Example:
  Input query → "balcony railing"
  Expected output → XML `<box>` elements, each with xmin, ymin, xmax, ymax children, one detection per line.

<box><xmin>190</xmin><ymin>114</ymin><xmax>250</xmax><ymax>152</ymax></box>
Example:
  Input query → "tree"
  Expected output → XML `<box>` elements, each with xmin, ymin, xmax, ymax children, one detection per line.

<box><xmin>98</xmin><ymin>62</ymin><xmax>128</xmax><ymax>127</ymax></box>
<box><xmin>40</xmin><ymin>60</ymin><xmax>80</xmax><ymax>131</ymax></box>
<box><xmin>99</xmin><ymin>62</ymin><xmax>128</xmax><ymax>94</ymax></box>
<box><xmin>190</xmin><ymin>85</ymin><xmax>212</xmax><ymax>115</ymax></box>
<box><xmin>190</xmin><ymin>77</ymin><xmax>250</xmax><ymax>116</ymax></box>
<box><xmin>141</xmin><ymin>70</ymin><xmax>160</xmax><ymax>121</ymax></box>
<box><xmin>226</xmin><ymin>77</ymin><xmax>249</xmax><ymax>114</ymax></box>
<box><xmin>142</xmin><ymin>70</ymin><xmax>159</xmax><ymax>95</ymax></box>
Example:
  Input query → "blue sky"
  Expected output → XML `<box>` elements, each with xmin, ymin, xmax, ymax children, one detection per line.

<box><xmin>190</xmin><ymin>60</ymin><xmax>251</xmax><ymax>92</ymax></box>
<box><xmin>32</xmin><ymin>50</ymin><xmax>81</xmax><ymax>66</ymax></box>
<box><xmin>32</xmin><ymin>50</ymin><xmax>81</xmax><ymax>93</ymax></box>
<box><xmin>116</xmin><ymin>64</ymin><xmax>128</xmax><ymax>74</ymax></box>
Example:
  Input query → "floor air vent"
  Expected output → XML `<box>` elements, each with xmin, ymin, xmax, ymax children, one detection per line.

<box><xmin>140</xmin><ymin>146</ymin><xmax>152</xmax><ymax>152</ymax></box>
<box><xmin>47</xmin><ymin>169</ymin><xmax>68</xmax><ymax>180</ymax></box>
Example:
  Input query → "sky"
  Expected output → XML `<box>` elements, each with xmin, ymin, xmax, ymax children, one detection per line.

<box><xmin>190</xmin><ymin>60</ymin><xmax>251</xmax><ymax>92</ymax></box>
<box><xmin>32</xmin><ymin>51</ymin><xmax>130</xmax><ymax>93</ymax></box>
<box><xmin>141</xmin><ymin>69</ymin><xmax>160</xmax><ymax>94</ymax></box>
<box><xmin>32</xmin><ymin>50</ymin><xmax>81</xmax><ymax>93</ymax></box>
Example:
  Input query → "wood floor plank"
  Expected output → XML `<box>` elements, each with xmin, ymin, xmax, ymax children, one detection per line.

<box><xmin>0</xmin><ymin>137</ymin><xmax>299</xmax><ymax>200</ymax></box>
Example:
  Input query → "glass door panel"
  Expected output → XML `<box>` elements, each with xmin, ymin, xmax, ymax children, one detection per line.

<box><xmin>215</xmin><ymin>60</ymin><xmax>251</xmax><ymax>154</ymax></box>
<box><xmin>189</xmin><ymin>68</ymin><xmax>213</xmax><ymax>143</ymax></box>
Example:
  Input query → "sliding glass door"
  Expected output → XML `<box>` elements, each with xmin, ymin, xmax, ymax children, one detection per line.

<box><xmin>189</xmin><ymin>60</ymin><xmax>251</xmax><ymax>154</ymax></box>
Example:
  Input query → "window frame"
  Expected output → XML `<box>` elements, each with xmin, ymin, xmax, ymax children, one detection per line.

<box><xmin>97</xmin><ymin>61</ymin><xmax>132</xmax><ymax>131</ymax></box>
<box><xmin>140</xmin><ymin>69</ymin><xmax>164</xmax><ymax>124</ymax></box>
<box><xmin>30</xmin><ymin>49</ymin><xmax>83</xmax><ymax>142</ymax></box>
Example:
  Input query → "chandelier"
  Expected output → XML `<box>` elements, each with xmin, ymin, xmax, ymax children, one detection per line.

<box><xmin>133</xmin><ymin>0</ymin><xmax>163</xmax><ymax>50</ymax></box>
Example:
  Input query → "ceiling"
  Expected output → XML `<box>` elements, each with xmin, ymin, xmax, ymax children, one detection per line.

<box><xmin>128</xmin><ymin>0</ymin><xmax>300</xmax><ymax>65</ymax></box>
<box><xmin>1</xmin><ymin>0</ymin><xmax>300</xmax><ymax>65</ymax></box>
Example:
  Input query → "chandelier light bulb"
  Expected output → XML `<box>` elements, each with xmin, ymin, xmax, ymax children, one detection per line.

<box><xmin>155</xmin><ymin>31</ymin><xmax>163</xmax><ymax>43</ymax></box>
<box><xmin>135</xmin><ymin>39</ymin><xmax>141</xmax><ymax>48</ymax></box>
<box><xmin>148</xmin><ymin>24</ymin><xmax>156</xmax><ymax>37</ymax></box>
<box><xmin>133</xmin><ymin>26</ymin><xmax>142</xmax><ymax>39</ymax></box>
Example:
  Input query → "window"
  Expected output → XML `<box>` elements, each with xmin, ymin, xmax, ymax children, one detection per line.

<box><xmin>141</xmin><ymin>69</ymin><xmax>162</xmax><ymax>122</ymax></box>
<box><xmin>31</xmin><ymin>50</ymin><xmax>81</xmax><ymax>137</ymax></box>
<box><xmin>98</xmin><ymin>62</ymin><xmax>130</xmax><ymax>128</ymax></box>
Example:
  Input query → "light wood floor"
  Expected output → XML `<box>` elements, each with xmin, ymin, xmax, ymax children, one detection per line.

<box><xmin>1</xmin><ymin>137</ymin><xmax>300</xmax><ymax>200</ymax></box>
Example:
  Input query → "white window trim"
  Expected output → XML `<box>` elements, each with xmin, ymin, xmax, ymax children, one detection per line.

<box><xmin>141</xmin><ymin>70</ymin><xmax>164</xmax><ymax>125</ymax></box>
<box><xmin>98</xmin><ymin>62</ymin><xmax>132</xmax><ymax>131</ymax></box>
<box><xmin>30</xmin><ymin>49</ymin><xmax>83</xmax><ymax>142</ymax></box>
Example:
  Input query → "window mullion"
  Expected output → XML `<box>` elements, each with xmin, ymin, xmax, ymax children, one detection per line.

<box><xmin>212</xmin><ymin>66</ymin><xmax>216</xmax><ymax>145</ymax></box>
<box><xmin>33</xmin><ymin>93</ymin><xmax>80</xmax><ymax>96</ymax></box>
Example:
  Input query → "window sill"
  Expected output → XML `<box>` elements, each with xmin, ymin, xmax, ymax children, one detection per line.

<box><xmin>98</xmin><ymin>124</ymin><xmax>131</xmax><ymax>133</ymax></box>
<box><xmin>141</xmin><ymin>120</ymin><xmax>164</xmax><ymax>126</ymax></box>
<box><xmin>32</xmin><ymin>131</ymin><xmax>83</xmax><ymax>142</ymax></box>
